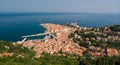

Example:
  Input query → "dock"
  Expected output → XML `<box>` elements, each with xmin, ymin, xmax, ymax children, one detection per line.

<box><xmin>22</xmin><ymin>32</ymin><xmax>56</xmax><ymax>38</ymax></box>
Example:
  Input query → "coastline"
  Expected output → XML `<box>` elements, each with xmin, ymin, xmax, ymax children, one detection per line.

<box><xmin>40</xmin><ymin>23</ymin><xmax>47</xmax><ymax>32</ymax></box>
<box><xmin>40</xmin><ymin>23</ymin><xmax>47</xmax><ymax>33</ymax></box>
<box><xmin>0</xmin><ymin>13</ymin><xmax>120</xmax><ymax>42</ymax></box>
<box><xmin>22</xmin><ymin>23</ymin><xmax>86</xmax><ymax>58</ymax></box>
<box><xmin>16</xmin><ymin>23</ymin><xmax>120</xmax><ymax>58</ymax></box>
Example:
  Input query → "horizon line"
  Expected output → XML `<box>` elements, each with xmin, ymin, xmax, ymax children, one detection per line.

<box><xmin>0</xmin><ymin>12</ymin><xmax>120</xmax><ymax>14</ymax></box>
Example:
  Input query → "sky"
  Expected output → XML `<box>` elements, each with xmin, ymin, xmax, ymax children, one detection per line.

<box><xmin>0</xmin><ymin>0</ymin><xmax>120</xmax><ymax>13</ymax></box>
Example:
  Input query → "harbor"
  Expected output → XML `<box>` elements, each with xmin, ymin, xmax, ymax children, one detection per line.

<box><xmin>18</xmin><ymin>23</ymin><xmax>87</xmax><ymax>58</ymax></box>
<box><xmin>16</xmin><ymin>23</ymin><xmax>120</xmax><ymax>58</ymax></box>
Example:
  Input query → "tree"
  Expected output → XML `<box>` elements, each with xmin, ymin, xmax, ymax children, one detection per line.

<box><xmin>68</xmin><ymin>33</ymin><xmax>75</xmax><ymax>38</ymax></box>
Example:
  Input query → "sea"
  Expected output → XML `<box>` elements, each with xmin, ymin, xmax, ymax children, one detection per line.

<box><xmin>0</xmin><ymin>13</ymin><xmax>120</xmax><ymax>42</ymax></box>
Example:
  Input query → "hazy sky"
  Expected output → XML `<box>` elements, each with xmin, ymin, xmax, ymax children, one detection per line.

<box><xmin>0</xmin><ymin>0</ymin><xmax>120</xmax><ymax>13</ymax></box>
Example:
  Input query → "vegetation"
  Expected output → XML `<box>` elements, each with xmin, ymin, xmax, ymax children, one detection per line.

<box><xmin>68</xmin><ymin>25</ymin><xmax>120</xmax><ymax>49</ymax></box>
<box><xmin>67</xmin><ymin>25</ymin><xmax>120</xmax><ymax>65</ymax></box>
<box><xmin>107</xmin><ymin>41</ymin><xmax>120</xmax><ymax>49</ymax></box>
<box><xmin>0</xmin><ymin>40</ymin><xmax>120</xmax><ymax>65</ymax></box>
<box><xmin>0</xmin><ymin>40</ymin><xmax>79</xmax><ymax>65</ymax></box>
<box><xmin>0</xmin><ymin>25</ymin><xmax>120</xmax><ymax>65</ymax></box>
<box><xmin>110</xmin><ymin>25</ymin><xmax>120</xmax><ymax>32</ymax></box>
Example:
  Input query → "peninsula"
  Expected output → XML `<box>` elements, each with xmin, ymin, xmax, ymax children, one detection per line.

<box><xmin>0</xmin><ymin>23</ymin><xmax>120</xmax><ymax>65</ymax></box>
<box><xmin>17</xmin><ymin>23</ymin><xmax>120</xmax><ymax>58</ymax></box>
<box><xmin>21</xmin><ymin>23</ymin><xmax>86</xmax><ymax>58</ymax></box>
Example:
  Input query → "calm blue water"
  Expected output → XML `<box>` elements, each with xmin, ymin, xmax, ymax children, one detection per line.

<box><xmin>0</xmin><ymin>13</ymin><xmax>120</xmax><ymax>42</ymax></box>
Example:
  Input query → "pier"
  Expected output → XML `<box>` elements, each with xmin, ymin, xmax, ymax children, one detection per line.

<box><xmin>21</xmin><ymin>38</ymin><xmax>27</xmax><ymax>43</ymax></box>
<box><xmin>22</xmin><ymin>32</ymin><xmax>56</xmax><ymax>38</ymax></box>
